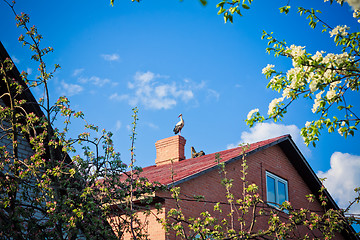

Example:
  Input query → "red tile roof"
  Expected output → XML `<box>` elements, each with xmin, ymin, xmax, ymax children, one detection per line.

<box><xmin>139</xmin><ymin>135</ymin><xmax>290</xmax><ymax>186</ymax></box>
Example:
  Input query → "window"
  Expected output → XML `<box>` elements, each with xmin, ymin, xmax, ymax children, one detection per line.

<box><xmin>266</xmin><ymin>171</ymin><xmax>288</xmax><ymax>207</ymax></box>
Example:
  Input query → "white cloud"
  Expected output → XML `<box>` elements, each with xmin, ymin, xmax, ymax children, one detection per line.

<box><xmin>144</xmin><ymin>122</ymin><xmax>159</xmax><ymax>129</ymax></box>
<box><xmin>109</xmin><ymin>93</ymin><xmax>128</xmax><ymax>101</ymax></box>
<box><xmin>115</xmin><ymin>120</ymin><xmax>122</xmax><ymax>131</ymax></box>
<box><xmin>207</xmin><ymin>89</ymin><xmax>220</xmax><ymax>101</ymax></box>
<box><xmin>228</xmin><ymin>122</ymin><xmax>310</xmax><ymax>156</ymax></box>
<box><xmin>111</xmin><ymin>71</ymin><xmax>196</xmax><ymax>110</ymax></box>
<box><xmin>72</xmin><ymin>68</ymin><xmax>84</xmax><ymax>77</ymax></box>
<box><xmin>78</xmin><ymin>76</ymin><xmax>110</xmax><ymax>87</ymax></box>
<box><xmin>154</xmin><ymin>85</ymin><xmax>170</xmax><ymax>98</ymax></box>
<box><xmin>179</xmin><ymin>90</ymin><xmax>194</xmax><ymax>101</ymax></box>
<box><xmin>11</xmin><ymin>56</ymin><xmax>20</xmax><ymax>64</ymax></box>
<box><xmin>240</xmin><ymin>122</ymin><xmax>300</xmax><ymax>144</ymax></box>
<box><xmin>26</xmin><ymin>68</ymin><xmax>32</xmax><ymax>75</ymax></box>
<box><xmin>101</xmin><ymin>53</ymin><xmax>120</xmax><ymax>61</ymax></box>
<box><xmin>59</xmin><ymin>81</ymin><xmax>83</xmax><ymax>96</ymax></box>
<box><xmin>318</xmin><ymin>152</ymin><xmax>360</xmax><ymax>214</ymax></box>
<box><xmin>134</xmin><ymin>71</ymin><xmax>156</xmax><ymax>83</ymax></box>
<box><xmin>72</xmin><ymin>69</ymin><xmax>116</xmax><ymax>88</ymax></box>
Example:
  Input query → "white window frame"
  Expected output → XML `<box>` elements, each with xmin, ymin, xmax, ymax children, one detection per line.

<box><xmin>266</xmin><ymin>171</ymin><xmax>288</xmax><ymax>207</ymax></box>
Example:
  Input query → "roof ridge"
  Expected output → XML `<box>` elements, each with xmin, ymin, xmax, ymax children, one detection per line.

<box><xmin>142</xmin><ymin>134</ymin><xmax>291</xmax><ymax>171</ymax></box>
<box><xmin>182</xmin><ymin>134</ymin><xmax>290</xmax><ymax>162</ymax></box>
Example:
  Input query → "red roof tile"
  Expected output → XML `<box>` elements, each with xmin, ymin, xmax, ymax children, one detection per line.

<box><xmin>139</xmin><ymin>135</ymin><xmax>290</xmax><ymax>186</ymax></box>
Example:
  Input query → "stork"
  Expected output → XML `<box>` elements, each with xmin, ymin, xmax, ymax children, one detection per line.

<box><xmin>173</xmin><ymin>114</ymin><xmax>184</xmax><ymax>135</ymax></box>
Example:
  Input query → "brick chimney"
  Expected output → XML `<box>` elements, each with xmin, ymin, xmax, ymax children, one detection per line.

<box><xmin>155</xmin><ymin>135</ymin><xmax>186</xmax><ymax>166</ymax></box>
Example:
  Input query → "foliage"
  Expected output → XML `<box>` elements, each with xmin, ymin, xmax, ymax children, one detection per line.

<box><xmin>215</xmin><ymin>0</ymin><xmax>253</xmax><ymax>23</ymax></box>
<box><xmin>242</xmin><ymin>1</ymin><xmax>360</xmax><ymax>146</ymax></box>
<box><xmin>3</xmin><ymin>0</ymin><xmax>359</xmax><ymax>239</ymax></box>
<box><xmin>0</xmin><ymin>1</ymin><xmax>163</xmax><ymax>239</ymax></box>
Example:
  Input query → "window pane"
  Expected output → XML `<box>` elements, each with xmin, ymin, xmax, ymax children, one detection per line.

<box><xmin>278</xmin><ymin>181</ymin><xmax>287</xmax><ymax>204</ymax></box>
<box><xmin>267</xmin><ymin>175</ymin><xmax>276</xmax><ymax>203</ymax></box>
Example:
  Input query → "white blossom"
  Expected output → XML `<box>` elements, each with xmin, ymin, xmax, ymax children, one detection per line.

<box><xmin>247</xmin><ymin>108</ymin><xmax>259</xmax><ymax>120</ymax></box>
<box><xmin>329</xmin><ymin>25</ymin><xmax>350</xmax><ymax>37</ymax></box>
<box><xmin>262</xmin><ymin>64</ymin><xmax>275</xmax><ymax>75</ymax></box>
<box><xmin>316</xmin><ymin>91</ymin><xmax>324</xmax><ymax>100</ymax></box>
<box><xmin>289</xmin><ymin>67</ymin><xmax>306</xmax><ymax>89</ymax></box>
<box><xmin>353</xmin><ymin>9</ymin><xmax>360</xmax><ymax>17</ymax></box>
<box><xmin>338</xmin><ymin>127</ymin><xmax>344</xmax><ymax>136</ymax></box>
<box><xmin>307</xmin><ymin>72</ymin><xmax>314</xmax><ymax>83</ymax></box>
<box><xmin>305</xmin><ymin>121</ymin><xmax>311</xmax><ymax>128</ymax></box>
<box><xmin>353</xmin><ymin>9</ymin><xmax>360</xmax><ymax>22</ymax></box>
<box><xmin>325</xmin><ymin>80</ymin><xmax>341</xmax><ymax>101</ymax></box>
<box><xmin>287</xmin><ymin>45</ymin><xmax>306</xmax><ymax>60</ymax></box>
<box><xmin>334</xmin><ymin>52</ymin><xmax>350</xmax><ymax>65</ymax></box>
<box><xmin>287</xmin><ymin>67</ymin><xmax>301</xmax><ymax>80</ymax></box>
<box><xmin>312</xmin><ymin>51</ymin><xmax>325</xmax><ymax>62</ymax></box>
<box><xmin>312</xmin><ymin>91</ymin><xmax>324</xmax><ymax>113</ymax></box>
<box><xmin>324</xmin><ymin>69</ymin><xmax>335</xmax><ymax>81</ymax></box>
<box><xmin>285</xmin><ymin>66</ymin><xmax>306</xmax><ymax>94</ymax></box>
<box><xmin>312</xmin><ymin>100</ymin><xmax>321</xmax><ymax>113</ymax></box>
<box><xmin>270</xmin><ymin>75</ymin><xmax>280</xmax><ymax>84</ymax></box>
<box><xmin>309</xmin><ymin>78</ymin><xmax>319</xmax><ymax>92</ymax></box>
<box><xmin>330</xmin><ymin>80</ymin><xmax>341</xmax><ymax>88</ymax></box>
<box><xmin>268</xmin><ymin>97</ymin><xmax>284</xmax><ymax>115</ymax></box>
<box><xmin>326</xmin><ymin>89</ymin><xmax>337</xmax><ymax>100</ymax></box>
<box><xmin>282</xmin><ymin>87</ymin><xmax>291</xmax><ymax>99</ymax></box>
<box><xmin>323</xmin><ymin>53</ymin><xmax>336</xmax><ymax>65</ymax></box>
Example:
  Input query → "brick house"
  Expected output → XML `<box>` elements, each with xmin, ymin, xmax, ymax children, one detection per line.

<box><xmin>112</xmin><ymin>134</ymin><xmax>358</xmax><ymax>239</ymax></box>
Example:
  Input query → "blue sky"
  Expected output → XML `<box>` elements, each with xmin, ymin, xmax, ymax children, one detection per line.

<box><xmin>1</xmin><ymin>0</ymin><xmax>360</xmax><ymax>214</ymax></box>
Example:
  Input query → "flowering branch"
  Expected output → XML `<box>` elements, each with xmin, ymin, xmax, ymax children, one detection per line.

<box><xmin>246</xmin><ymin>3</ymin><xmax>360</xmax><ymax>146</ymax></box>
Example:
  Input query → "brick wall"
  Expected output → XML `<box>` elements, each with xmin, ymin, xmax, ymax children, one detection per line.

<box><xmin>108</xmin><ymin>206</ymin><xmax>166</xmax><ymax>240</ymax></box>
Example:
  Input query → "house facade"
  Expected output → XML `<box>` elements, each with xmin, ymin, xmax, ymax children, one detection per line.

<box><xmin>112</xmin><ymin>134</ymin><xmax>357</xmax><ymax>240</ymax></box>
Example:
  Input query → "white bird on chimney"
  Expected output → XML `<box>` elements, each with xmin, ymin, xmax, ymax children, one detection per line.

<box><xmin>173</xmin><ymin>114</ymin><xmax>184</xmax><ymax>135</ymax></box>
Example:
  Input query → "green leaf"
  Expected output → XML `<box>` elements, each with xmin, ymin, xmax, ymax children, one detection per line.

<box><xmin>242</xmin><ymin>3</ymin><xmax>250</xmax><ymax>9</ymax></box>
<box><xmin>216</xmin><ymin>1</ymin><xmax>225</xmax><ymax>8</ymax></box>
<box><xmin>218</xmin><ymin>8</ymin><xmax>226</xmax><ymax>15</ymax></box>
<box><xmin>200</xmin><ymin>0</ymin><xmax>207</xmax><ymax>6</ymax></box>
